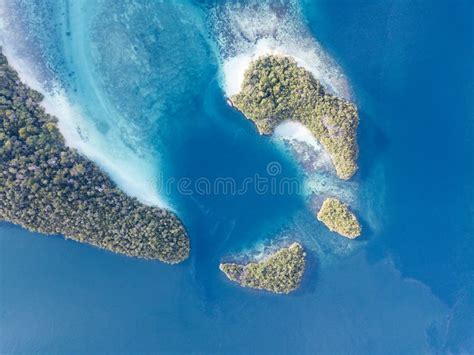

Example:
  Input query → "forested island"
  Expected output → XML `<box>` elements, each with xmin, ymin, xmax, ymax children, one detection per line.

<box><xmin>0</xmin><ymin>51</ymin><xmax>190</xmax><ymax>263</ymax></box>
<box><xmin>219</xmin><ymin>243</ymin><xmax>306</xmax><ymax>294</ymax></box>
<box><xmin>317</xmin><ymin>198</ymin><xmax>361</xmax><ymax>239</ymax></box>
<box><xmin>232</xmin><ymin>55</ymin><xmax>359</xmax><ymax>180</ymax></box>
<box><xmin>232</xmin><ymin>55</ymin><xmax>362</xmax><ymax>239</ymax></box>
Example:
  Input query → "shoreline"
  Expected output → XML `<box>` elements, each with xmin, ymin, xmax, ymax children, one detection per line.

<box><xmin>0</xmin><ymin>50</ymin><xmax>190</xmax><ymax>263</ymax></box>
<box><xmin>220</xmin><ymin>242</ymin><xmax>306</xmax><ymax>294</ymax></box>
<box><xmin>0</xmin><ymin>39</ymin><xmax>170</xmax><ymax>210</ymax></box>
<box><xmin>231</xmin><ymin>54</ymin><xmax>359</xmax><ymax>180</ymax></box>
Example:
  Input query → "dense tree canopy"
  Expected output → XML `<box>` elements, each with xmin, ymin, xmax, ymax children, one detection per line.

<box><xmin>233</xmin><ymin>55</ymin><xmax>359</xmax><ymax>180</ymax></box>
<box><xmin>317</xmin><ymin>198</ymin><xmax>361</xmax><ymax>238</ymax></box>
<box><xmin>0</xmin><ymin>51</ymin><xmax>189</xmax><ymax>263</ymax></box>
<box><xmin>220</xmin><ymin>243</ymin><xmax>306</xmax><ymax>294</ymax></box>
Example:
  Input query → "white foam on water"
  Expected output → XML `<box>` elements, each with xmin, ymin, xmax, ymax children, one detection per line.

<box><xmin>0</xmin><ymin>17</ymin><xmax>171</xmax><ymax>209</ymax></box>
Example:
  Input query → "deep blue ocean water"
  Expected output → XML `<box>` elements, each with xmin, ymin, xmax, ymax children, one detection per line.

<box><xmin>1</xmin><ymin>0</ymin><xmax>473</xmax><ymax>353</ymax></box>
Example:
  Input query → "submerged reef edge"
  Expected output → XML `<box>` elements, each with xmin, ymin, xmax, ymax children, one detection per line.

<box><xmin>232</xmin><ymin>55</ymin><xmax>359</xmax><ymax>180</ymax></box>
<box><xmin>0</xmin><ymin>50</ymin><xmax>189</xmax><ymax>264</ymax></box>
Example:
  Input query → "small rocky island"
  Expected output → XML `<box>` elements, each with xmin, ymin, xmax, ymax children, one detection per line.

<box><xmin>317</xmin><ymin>198</ymin><xmax>361</xmax><ymax>239</ymax></box>
<box><xmin>0</xmin><ymin>51</ymin><xmax>189</xmax><ymax>263</ymax></box>
<box><xmin>232</xmin><ymin>55</ymin><xmax>359</xmax><ymax>180</ymax></box>
<box><xmin>219</xmin><ymin>242</ymin><xmax>306</xmax><ymax>294</ymax></box>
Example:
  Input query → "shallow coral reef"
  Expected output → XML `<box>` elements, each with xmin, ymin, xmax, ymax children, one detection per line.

<box><xmin>0</xmin><ymin>51</ymin><xmax>189</xmax><ymax>263</ymax></box>
<box><xmin>232</xmin><ymin>55</ymin><xmax>359</xmax><ymax>180</ymax></box>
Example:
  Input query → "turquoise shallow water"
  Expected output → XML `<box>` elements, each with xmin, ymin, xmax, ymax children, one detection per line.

<box><xmin>1</xmin><ymin>0</ymin><xmax>473</xmax><ymax>353</ymax></box>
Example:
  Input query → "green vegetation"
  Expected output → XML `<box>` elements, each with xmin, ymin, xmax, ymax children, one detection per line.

<box><xmin>232</xmin><ymin>55</ymin><xmax>359</xmax><ymax>180</ymax></box>
<box><xmin>219</xmin><ymin>242</ymin><xmax>306</xmax><ymax>294</ymax></box>
<box><xmin>0</xmin><ymin>51</ymin><xmax>189</xmax><ymax>263</ymax></box>
<box><xmin>317</xmin><ymin>198</ymin><xmax>361</xmax><ymax>239</ymax></box>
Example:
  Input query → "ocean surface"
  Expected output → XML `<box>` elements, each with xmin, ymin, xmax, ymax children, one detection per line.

<box><xmin>1</xmin><ymin>0</ymin><xmax>473</xmax><ymax>353</ymax></box>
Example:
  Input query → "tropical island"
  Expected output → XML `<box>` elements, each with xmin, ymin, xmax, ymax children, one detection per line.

<box><xmin>317</xmin><ymin>198</ymin><xmax>361</xmax><ymax>239</ymax></box>
<box><xmin>232</xmin><ymin>55</ymin><xmax>359</xmax><ymax>180</ymax></box>
<box><xmin>219</xmin><ymin>242</ymin><xmax>306</xmax><ymax>294</ymax></box>
<box><xmin>0</xmin><ymin>51</ymin><xmax>190</xmax><ymax>263</ymax></box>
